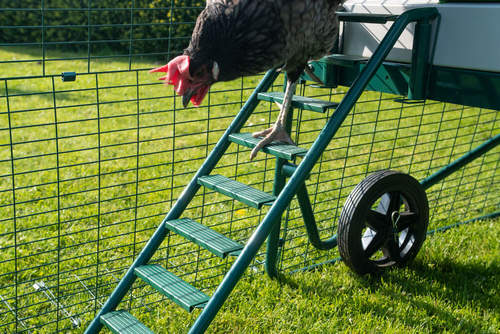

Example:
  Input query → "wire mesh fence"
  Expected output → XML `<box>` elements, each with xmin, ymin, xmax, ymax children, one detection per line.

<box><xmin>0</xmin><ymin>3</ymin><xmax>498</xmax><ymax>333</ymax></box>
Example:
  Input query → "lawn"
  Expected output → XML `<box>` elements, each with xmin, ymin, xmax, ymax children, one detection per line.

<box><xmin>205</xmin><ymin>219</ymin><xmax>499</xmax><ymax>334</ymax></box>
<box><xmin>0</xmin><ymin>46</ymin><xmax>498</xmax><ymax>333</ymax></box>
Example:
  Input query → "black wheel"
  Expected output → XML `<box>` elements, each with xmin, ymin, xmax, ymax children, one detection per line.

<box><xmin>338</xmin><ymin>170</ymin><xmax>429</xmax><ymax>275</ymax></box>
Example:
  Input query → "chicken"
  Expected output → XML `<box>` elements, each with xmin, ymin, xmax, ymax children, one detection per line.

<box><xmin>151</xmin><ymin>0</ymin><xmax>342</xmax><ymax>159</ymax></box>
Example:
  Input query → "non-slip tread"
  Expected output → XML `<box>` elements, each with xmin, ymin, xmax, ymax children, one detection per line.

<box><xmin>229</xmin><ymin>132</ymin><xmax>307</xmax><ymax>160</ymax></box>
<box><xmin>100</xmin><ymin>310</ymin><xmax>153</xmax><ymax>334</ymax></box>
<box><xmin>198</xmin><ymin>174</ymin><xmax>276</xmax><ymax>209</ymax></box>
<box><xmin>134</xmin><ymin>265</ymin><xmax>209</xmax><ymax>312</ymax></box>
<box><xmin>165</xmin><ymin>218</ymin><xmax>243</xmax><ymax>258</ymax></box>
<box><xmin>258</xmin><ymin>92</ymin><xmax>338</xmax><ymax>113</ymax></box>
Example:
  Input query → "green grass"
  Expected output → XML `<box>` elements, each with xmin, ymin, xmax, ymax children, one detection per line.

<box><xmin>0</xmin><ymin>46</ymin><xmax>498</xmax><ymax>333</ymax></box>
<box><xmin>207</xmin><ymin>219</ymin><xmax>500</xmax><ymax>334</ymax></box>
<box><xmin>117</xmin><ymin>219</ymin><xmax>500</xmax><ymax>334</ymax></box>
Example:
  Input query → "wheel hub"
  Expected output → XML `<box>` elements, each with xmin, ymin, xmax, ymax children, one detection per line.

<box><xmin>391</xmin><ymin>211</ymin><xmax>400</xmax><ymax>234</ymax></box>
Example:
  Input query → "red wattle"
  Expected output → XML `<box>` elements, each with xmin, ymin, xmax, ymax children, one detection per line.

<box><xmin>191</xmin><ymin>85</ymin><xmax>209</xmax><ymax>106</ymax></box>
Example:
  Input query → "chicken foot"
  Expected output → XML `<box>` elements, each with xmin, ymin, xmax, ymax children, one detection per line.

<box><xmin>250</xmin><ymin>79</ymin><xmax>298</xmax><ymax>160</ymax></box>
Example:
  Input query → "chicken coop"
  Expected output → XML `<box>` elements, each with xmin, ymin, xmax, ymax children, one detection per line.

<box><xmin>0</xmin><ymin>1</ymin><xmax>499</xmax><ymax>333</ymax></box>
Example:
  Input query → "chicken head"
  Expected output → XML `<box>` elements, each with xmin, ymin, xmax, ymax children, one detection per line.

<box><xmin>150</xmin><ymin>55</ymin><xmax>219</xmax><ymax>107</ymax></box>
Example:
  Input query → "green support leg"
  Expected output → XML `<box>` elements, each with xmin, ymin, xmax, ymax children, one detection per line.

<box><xmin>266</xmin><ymin>76</ymin><xmax>293</xmax><ymax>279</ymax></box>
<box><xmin>265</xmin><ymin>157</ymin><xmax>287</xmax><ymax>278</ymax></box>
<box><xmin>408</xmin><ymin>18</ymin><xmax>433</xmax><ymax>100</ymax></box>
<box><xmin>296</xmin><ymin>183</ymin><xmax>337</xmax><ymax>250</ymax></box>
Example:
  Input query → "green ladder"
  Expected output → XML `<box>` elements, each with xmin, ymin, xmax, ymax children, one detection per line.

<box><xmin>85</xmin><ymin>8</ymin><xmax>439</xmax><ymax>334</ymax></box>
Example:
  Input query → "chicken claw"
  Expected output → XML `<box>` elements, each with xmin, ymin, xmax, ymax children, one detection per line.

<box><xmin>250</xmin><ymin>125</ymin><xmax>295</xmax><ymax>160</ymax></box>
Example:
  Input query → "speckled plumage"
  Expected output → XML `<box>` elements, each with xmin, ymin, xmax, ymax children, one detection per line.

<box><xmin>185</xmin><ymin>0</ymin><xmax>342</xmax><ymax>82</ymax></box>
<box><xmin>182</xmin><ymin>0</ymin><xmax>343</xmax><ymax>158</ymax></box>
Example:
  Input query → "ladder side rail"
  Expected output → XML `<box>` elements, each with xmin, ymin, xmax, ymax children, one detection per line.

<box><xmin>84</xmin><ymin>70</ymin><xmax>279</xmax><ymax>334</ymax></box>
<box><xmin>189</xmin><ymin>7</ymin><xmax>439</xmax><ymax>334</ymax></box>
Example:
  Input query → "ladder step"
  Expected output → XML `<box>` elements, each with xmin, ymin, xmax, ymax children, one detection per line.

<box><xmin>303</xmin><ymin>54</ymin><xmax>370</xmax><ymax>87</ymax></box>
<box><xmin>134</xmin><ymin>265</ymin><xmax>209</xmax><ymax>312</ymax></box>
<box><xmin>100</xmin><ymin>310</ymin><xmax>153</xmax><ymax>334</ymax></box>
<box><xmin>257</xmin><ymin>92</ymin><xmax>338</xmax><ymax>113</ymax></box>
<box><xmin>229</xmin><ymin>132</ymin><xmax>307</xmax><ymax>160</ymax></box>
<box><xmin>198</xmin><ymin>174</ymin><xmax>275</xmax><ymax>209</ymax></box>
<box><xmin>336</xmin><ymin>12</ymin><xmax>398</xmax><ymax>23</ymax></box>
<box><xmin>165</xmin><ymin>218</ymin><xmax>243</xmax><ymax>258</ymax></box>
<box><xmin>320</xmin><ymin>54</ymin><xmax>369</xmax><ymax>67</ymax></box>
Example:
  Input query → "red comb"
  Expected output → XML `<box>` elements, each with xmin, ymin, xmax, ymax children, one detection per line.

<box><xmin>149</xmin><ymin>63</ymin><xmax>169</xmax><ymax>73</ymax></box>
<box><xmin>150</xmin><ymin>55</ymin><xmax>191</xmax><ymax>95</ymax></box>
<box><xmin>151</xmin><ymin>55</ymin><xmax>209</xmax><ymax>107</ymax></box>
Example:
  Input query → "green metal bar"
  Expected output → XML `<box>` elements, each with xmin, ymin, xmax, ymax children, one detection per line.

<box><xmin>41</xmin><ymin>0</ymin><xmax>46</xmax><ymax>76</ymax></box>
<box><xmin>189</xmin><ymin>7</ymin><xmax>439</xmax><ymax>334</ymax></box>
<box><xmin>84</xmin><ymin>69</ymin><xmax>279</xmax><ymax>334</ymax></box>
<box><xmin>87</xmin><ymin>0</ymin><xmax>91</xmax><ymax>73</ymax></box>
<box><xmin>428</xmin><ymin>212</ymin><xmax>500</xmax><ymax>235</ymax></box>
<box><xmin>94</xmin><ymin>73</ymin><xmax>102</xmax><ymax>319</ymax></box>
<box><xmin>128</xmin><ymin>0</ymin><xmax>135</xmax><ymax>71</ymax></box>
<box><xmin>296</xmin><ymin>183</ymin><xmax>337</xmax><ymax>250</ymax></box>
<box><xmin>265</xmin><ymin>156</ymin><xmax>286</xmax><ymax>278</ymax></box>
<box><xmin>130</xmin><ymin>70</ymin><xmax>141</xmax><ymax>311</ymax></box>
<box><xmin>408</xmin><ymin>18</ymin><xmax>432</xmax><ymax>100</ymax></box>
<box><xmin>281</xmin><ymin>162</ymin><xmax>301</xmax><ymax>178</ymax></box>
<box><xmin>5</xmin><ymin>80</ymin><xmax>19</xmax><ymax>334</ymax></box>
<box><xmin>420</xmin><ymin>133</ymin><xmax>500</xmax><ymax>190</ymax></box>
<box><xmin>51</xmin><ymin>76</ymin><xmax>62</xmax><ymax>332</ymax></box>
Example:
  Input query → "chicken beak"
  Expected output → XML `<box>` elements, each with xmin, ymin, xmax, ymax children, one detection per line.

<box><xmin>182</xmin><ymin>88</ymin><xmax>195</xmax><ymax>108</ymax></box>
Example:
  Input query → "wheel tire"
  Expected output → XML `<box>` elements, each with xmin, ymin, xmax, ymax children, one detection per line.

<box><xmin>338</xmin><ymin>170</ymin><xmax>429</xmax><ymax>275</ymax></box>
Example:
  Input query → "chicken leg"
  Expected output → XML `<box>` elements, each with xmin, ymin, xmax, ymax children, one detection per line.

<box><xmin>250</xmin><ymin>79</ymin><xmax>298</xmax><ymax>160</ymax></box>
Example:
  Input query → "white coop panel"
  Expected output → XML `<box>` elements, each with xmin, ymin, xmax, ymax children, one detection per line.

<box><xmin>342</xmin><ymin>0</ymin><xmax>500</xmax><ymax>73</ymax></box>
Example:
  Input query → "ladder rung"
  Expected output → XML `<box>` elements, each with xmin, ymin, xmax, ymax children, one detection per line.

<box><xmin>320</xmin><ymin>54</ymin><xmax>369</xmax><ymax>67</ymax></box>
<box><xmin>336</xmin><ymin>12</ymin><xmax>398</xmax><ymax>23</ymax></box>
<box><xmin>198</xmin><ymin>174</ymin><xmax>275</xmax><ymax>209</ymax></box>
<box><xmin>165</xmin><ymin>218</ymin><xmax>243</xmax><ymax>258</ymax></box>
<box><xmin>229</xmin><ymin>132</ymin><xmax>307</xmax><ymax>160</ymax></box>
<box><xmin>134</xmin><ymin>265</ymin><xmax>209</xmax><ymax>312</ymax></box>
<box><xmin>258</xmin><ymin>92</ymin><xmax>338</xmax><ymax>113</ymax></box>
<box><xmin>100</xmin><ymin>310</ymin><xmax>153</xmax><ymax>334</ymax></box>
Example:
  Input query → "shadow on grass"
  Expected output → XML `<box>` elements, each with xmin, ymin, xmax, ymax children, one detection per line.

<box><xmin>376</xmin><ymin>258</ymin><xmax>498</xmax><ymax>309</ymax></box>
<box><xmin>351</xmin><ymin>257</ymin><xmax>499</xmax><ymax>330</ymax></box>
<box><xmin>279</xmin><ymin>253</ymin><xmax>498</xmax><ymax>332</ymax></box>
